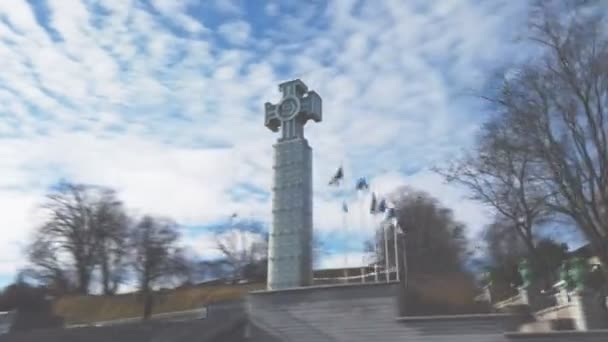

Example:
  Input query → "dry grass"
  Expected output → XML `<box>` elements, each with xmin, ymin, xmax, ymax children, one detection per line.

<box><xmin>53</xmin><ymin>283</ymin><xmax>264</xmax><ymax>324</ymax></box>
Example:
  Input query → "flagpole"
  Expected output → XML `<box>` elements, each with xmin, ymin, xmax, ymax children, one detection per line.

<box><xmin>383</xmin><ymin>220</ymin><xmax>389</xmax><ymax>283</ymax></box>
<box><xmin>340</xmin><ymin>179</ymin><xmax>349</xmax><ymax>272</ymax></box>
<box><xmin>341</xmin><ymin>164</ymin><xmax>347</xmax><ymax>272</ymax></box>
<box><xmin>359</xmin><ymin>190</ymin><xmax>364</xmax><ymax>238</ymax></box>
<box><xmin>343</xmin><ymin>205</ymin><xmax>348</xmax><ymax>271</ymax></box>
<box><xmin>329</xmin><ymin>164</ymin><xmax>349</xmax><ymax>279</ymax></box>
<box><xmin>363</xmin><ymin>198</ymin><xmax>376</xmax><ymax>270</ymax></box>
<box><xmin>393</xmin><ymin>220</ymin><xmax>399</xmax><ymax>282</ymax></box>
<box><xmin>373</xmin><ymin>213</ymin><xmax>380</xmax><ymax>279</ymax></box>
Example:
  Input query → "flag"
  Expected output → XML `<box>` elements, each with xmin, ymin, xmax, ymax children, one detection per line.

<box><xmin>378</xmin><ymin>198</ymin><xmax>387</xmax><ymax>213</ymax></box>
<box><xmin>386</xmin><ymin>207</ymin><xmax>396</xmax><ymax>219</ymax></box>
<box><xmin>328</xmin><ymin>166</ymin><xmax>344</xmax><ymax>186</ymax></box>
<box><xmin>370</xmin><ymin>192</ymin><xmax>377</xmax><ymax>214</ymax></box>
<box><xmin>355</xmin><ymin>177</ymin><xmax>369</xmax><ymax>191</ymax></box>
<box><xmin>342</xmin><ymin>201</ymin><xmax>349</xmax><ymax>213</ymax></box>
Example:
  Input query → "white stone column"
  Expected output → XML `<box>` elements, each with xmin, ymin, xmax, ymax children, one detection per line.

<box><xmin>264</xmin><ymin>79</ymin><xmax>321</xmax><ymax>290</ymax></box>
<box><xmin>267</xmin><ymin>139</ymin><xmax>313</xmax><ymax>289</ymax></box>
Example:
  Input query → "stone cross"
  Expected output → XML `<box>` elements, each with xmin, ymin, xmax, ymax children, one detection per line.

<box><xmin>263</xmin><ymin>79</ymin><xmax>322</xmax><ymax>290</ymax></box>
<box><xmin>265</xmin><ymin>79</ymin><xmax>322</xmax><ymax>140</ymax></box>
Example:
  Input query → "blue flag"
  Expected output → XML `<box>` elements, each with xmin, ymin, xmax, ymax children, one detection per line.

<box><xmin>355</xmin><ymin>177</ymin><xmax>369</xmax><ymax>191</ymax></box>
<box><xmin>378</xmin><ymin>199</ymin><xmax>387</xmax><ymax>213</ymax></box>
<box><xmin>329</xmin><ymin>166</ymin><xmax>344</xmax><ymax>186</ymax></box>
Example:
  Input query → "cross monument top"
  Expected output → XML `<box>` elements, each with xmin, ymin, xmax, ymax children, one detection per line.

<box><xmin>264</xmin><ymin>79</ymin><xmax>322</xmax><ymax>140</ymax></box>
<box><xmin>264</xmin><ymin>79</ymin><xmax>321</xmax><ymax>290</ymax></box>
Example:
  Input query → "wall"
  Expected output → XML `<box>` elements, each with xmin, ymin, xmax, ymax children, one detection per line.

<box><xmin>0</xmin><ymin>300</ymin><xmax>246</xmax><ymax>342</ymax></box>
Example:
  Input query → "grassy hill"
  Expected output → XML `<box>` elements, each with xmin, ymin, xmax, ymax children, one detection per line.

<box><xmin>50</xmin><ymin>273</ymin><xmax>486</xmax><ymax>324</ymax></box>
<box><xmin>53</xmin><ymin>282</ymin><xmax>264</xmax><ymax>325</ymax></box>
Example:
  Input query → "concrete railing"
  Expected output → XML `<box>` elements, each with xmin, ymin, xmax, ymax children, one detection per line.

<box><xmin>534</xmin><ymin>303</ymin><xmax>574</xmax><ymax>322</ymax></box>
<box><xmin>495</xmin><ymin>294</ymin><xmax>524</xmax><ymax>309</ymax></box>
<box><xmin>494</xmin><ymin>288</ymin><xmax>559</xmax><ymax>312</ymax></box>
<box><xmin>396</xmin><ymin>313</ymin><xmax>520</xmax><ymax>336</ymax></box>
<box><xmin>313</xmin><ymin>267</ymin><xmax>398</xmax><ymax>285</ymax></box>
<box><xmin>65</xmin><ymin>307</ymin><xmax>208</xmax><ymax>328</ymax></box>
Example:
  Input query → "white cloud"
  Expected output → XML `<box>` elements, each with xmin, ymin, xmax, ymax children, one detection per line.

<box><xmin>11</xmin><ymin>132</ymin><xmax>270</xmax><ymax>225</ymax></box>
<box><xmin>0</xmin><ymin>0</ymin><xmax>533</xmax><ymax>284</ymax></box>
<box><xmin>150</xmin><ymin>0</ymin><xmax>206</xmax><ymax>33</ymax></box>
<box><xmin>217</xmin><ymin>20</ymin><xmax>251</xmax><ymax>46</ymax></box>
<box><xmin>0</xmin><ymin>190</ymin><xmax>47</xmax><ymax>277</ymax></box>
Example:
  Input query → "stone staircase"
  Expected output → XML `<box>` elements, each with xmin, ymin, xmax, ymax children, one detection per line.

<box><xmin>249</xmin><ymin>305</ymin><xmax>335</xmax><ymax>342</ymax></box>
<box><xmin>248</xmin><ymin>282</ymin><xmax>516</xmax><ymax>342</ymax></box>
<box><xmin>505</xmin><ymin>330</ymin><xmax>608</xmax><ymax>342</ymax></box>
<box><xmin>5</xmin><ymin>283</ymin><xmax>607</xmax><ymax>341</ymax></box>
<box><xmin>248</xmin><ymin>282</ymin><xmax>608</xmax><ymax>342</ymax></box>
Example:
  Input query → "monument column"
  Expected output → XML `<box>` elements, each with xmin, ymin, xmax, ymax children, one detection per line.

<box><xmin>264</xmin><ymin>79</ymin><xmax>322</xmax><ymax>290</ymax></box>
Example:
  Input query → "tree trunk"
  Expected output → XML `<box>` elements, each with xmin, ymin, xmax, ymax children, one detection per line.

<box><xmin>101</xmin><ymin>256</ymin><xmax>112</xmax><ymax>295</ymax></box>
<box><xmin>514</xmin><ymin>223</ymin><xmax>556</xmax><ymax>289</ymax></box>
<box><xmin>76</xmin><ymin>266</ymin><xmax>90</xmax><ymax>295</ymax></box>
<box><xmin>142</xmin><ymin>288</ymin><xmax>153</xmax><ymax>320</ymax></box>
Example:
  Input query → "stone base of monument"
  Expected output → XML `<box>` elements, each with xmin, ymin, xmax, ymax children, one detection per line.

<box><xmin>245</xmin><ymin>281</ymin><xmax>521</xmax><ymax>342</ymax></box>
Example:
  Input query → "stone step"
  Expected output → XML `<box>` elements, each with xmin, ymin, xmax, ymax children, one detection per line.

<box><xmin>505</xmin><ymin>330</ymin><xmax>608</xmax><ymax>342</ymax></box>
<box><xmin>518</xmin><ymin>318</ymin><xmax>575</xmax><ymax>333</ymax></box>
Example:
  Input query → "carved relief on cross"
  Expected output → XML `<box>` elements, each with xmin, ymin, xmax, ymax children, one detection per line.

<box><xmin>264</xmin><ymin>79</ymin><xmax>322</xmax><ymax>140</ymax></box>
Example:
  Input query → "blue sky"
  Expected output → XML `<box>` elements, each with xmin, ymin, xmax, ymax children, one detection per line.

<box><xmin>0</xmin><ymin>0</ymin><xmax>534</xmax><ymax>287</ymax></box>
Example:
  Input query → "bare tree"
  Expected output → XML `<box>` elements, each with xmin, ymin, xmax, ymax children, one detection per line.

<box><xmin>479</xmin><ymin>218</ymin><xmax>530</xmax><ymax>300</ymax></box>
<box><xmin>90</xmin><ymin>190</ymin><xmax>130</xmax><ymax>295</ymax></box>
<box><xmin>436</xmin><ymin>115</ymin><xmax>553</xmax><ymax>269</ymax></box>
<box><xmin>483</xmin><ymin>219</ymin><xmax>529</xmax><ymax>273</ymax></box>
<box><xmin>28</xmin><ymin>183</ymin><xmax>100</xmax><ymax>294</ymax></box>
<box><xmin>372</xmin><ymin>188</ymin><xmax>469</xmax><ymax>275</ymax></box>
<box><xmin>368</xmin><ymin>188</ymin><xmax>472</xmax><ymax>316</ymax></box>
<box><xmin>482</xmin><ymin>1</ymin><xmax>608</xmax><ymax>268</ymax></box>
<box><xmin>214</xmin><ymin>220</ymin><xmax>325</xmax><ymax>283</ymax></box>
<box><xmin>26</xmin><ymin>182</ymin><xmax>130</xmax><ymax>295</ymax></box>
<box><xmin>24</xmin><ymin>236</ymin><xmax>73</xmax><ymax>294</ymax></box>
<box><xmin>130</xmin><ymin>216</ymin><xmax>190</xmax><ymax>319</ymax></box>
<box><xmin>214</xmin><ymin>226</ymin><xmax>267</xmax><ymax>282</ymax></box>
<box><xmin>480</xmin><ymin>217</ymin><xmax>569</xmax><ymax>299</ymax></box>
